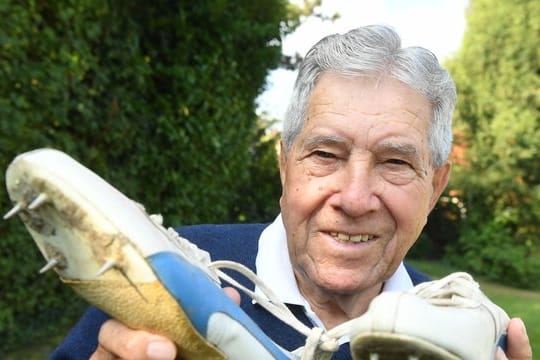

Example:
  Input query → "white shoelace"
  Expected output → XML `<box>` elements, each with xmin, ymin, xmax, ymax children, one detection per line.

<box><xmin>209</xmin><ymin>260</ymin><xmax>340</xmax><ymax>359</ymax></box>
<box><xmin>409</xmin><ymin>272</ymin><xmax>481</xmax><ymax>308</ymax></box>
<box><xmin>160</xmin><ymin>223</ymin><xmax>339</xmax><ymax>359</ymax></box>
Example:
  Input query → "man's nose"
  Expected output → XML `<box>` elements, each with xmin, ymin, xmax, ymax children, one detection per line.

<box><xmin>333</xmin><ymin>162</ymin><xmax>381</xmax><ymax>217</ymax></box>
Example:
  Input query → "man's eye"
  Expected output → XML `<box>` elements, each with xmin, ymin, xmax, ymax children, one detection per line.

<box><xmin>380</xmin><ymin>158</ymin><xmax>419</xmax><ymax>185</ymax></box>
<box><xmin>313</xmin><ymin>150</ymin><xmax>336</xmax><ymax>159</ymax></box>
<box><xmin>386</xmin><ymin>158</ymin><xmax>411</xmax><ymax>166</ymax></box>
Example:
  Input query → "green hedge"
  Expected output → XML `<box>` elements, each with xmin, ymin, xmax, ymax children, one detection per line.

<box><xmin>0</xmin><ymin>0</ymin><xmax>286</xmax><ymax>351</ymax></box>
<box><xmin>446</xmin><ymin>210</ymin><xmax>540</xmax><ymax>290</ymax></box>
<box><xmin>442</xmin><ymin>0</ymin><xmax>540</xmax><ymax>290</ymax></box>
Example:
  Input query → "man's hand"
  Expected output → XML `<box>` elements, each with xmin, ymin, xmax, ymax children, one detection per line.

<box><xmin>496</xmin><ymin>318</ymin><xmax>533</xmax><ymax>360</ymax></box>
<box><xmin>89</xmin><ymin>287</ymin><xmax>241</xmax><ymax>360</ymax></box>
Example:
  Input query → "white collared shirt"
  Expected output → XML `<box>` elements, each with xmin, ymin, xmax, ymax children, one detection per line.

<box><xmin>255</xmin><ymin>214</ymin><xmax>414</xmax><ymax>339</ymax></box>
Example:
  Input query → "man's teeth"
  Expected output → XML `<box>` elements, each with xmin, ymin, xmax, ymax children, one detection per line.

<box><xmin>331</xmin><ymin>232</ymin><xmax>374</xmax><ymax>243</ymax></box>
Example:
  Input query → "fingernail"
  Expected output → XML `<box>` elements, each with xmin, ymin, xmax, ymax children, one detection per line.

<box><xmin>516</xmin><ymin>317</ymin><xmax>528</xmax><ymax>337</ymax></box>
<box><xmin>147</xmin><ymin>340</ymin><xmax>176</xmax><ymax>360</ymax></box>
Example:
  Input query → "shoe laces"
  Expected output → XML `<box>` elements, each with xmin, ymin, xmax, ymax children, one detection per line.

<box><xmin>408</xmin><ymin>272</ymin><xmax>509</xmax><ymax>341</ymax></box>
<box><xmin>208</xmin><ymin>260</ymin><xmax>339</xmax><ymax>359</ymax></box>
<box><xmin>408</xmin><ymin>272</ymin><xmax>482</xmax><ymax>308</ymax></box>
<box><xmin>156</xmin><ymin>219</ymin><xmax>339</xmax><ymax>359</ymax></box>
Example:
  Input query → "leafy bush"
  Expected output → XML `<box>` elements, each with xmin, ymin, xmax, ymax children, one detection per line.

<box><xmin>443</xmin><ymin>0</ymin><xmax>540</xmax><ymax>290</ymax></box>
<box><xmin>410</xmin><ymin>192</ymin><xmax>465</xmax><ymax>260</ymax></box>
<box><xmin>0</xmin><ymin>0</ymin><xmax>287</xmax><ymax>351</ymax></box>
<box><xmin>446</xmin><ymin>212</ymin><xmax>540</xmax><ymax>290</ymax></box>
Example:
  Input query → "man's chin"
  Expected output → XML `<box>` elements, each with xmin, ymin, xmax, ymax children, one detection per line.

<box><xmin>315</xmin><ymin>275</ymin><xmax>382</xmax><ymax>297</ymax></box>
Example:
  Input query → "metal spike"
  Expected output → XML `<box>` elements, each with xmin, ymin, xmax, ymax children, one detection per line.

<box><xmin>3</xmin><ymin>202</ymin><xmax>24</xmax><ymax>220</ymax></box>
<box><xmin>96</xmin><ymin>260</ymin><xmax>117</xmax><ymax>277</ymax></box>
<box><xmin>39</xmin><ymin>258</ymin><xmax>59</xmax><ymax>273</ymax></box>
<box><xmin>28</xmin><ymin>193</ymin><xmax>49</xmax><ymax>210</ymax></box>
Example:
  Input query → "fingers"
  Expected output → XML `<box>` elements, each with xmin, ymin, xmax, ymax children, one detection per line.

<box><xmin>89</xmin><ymin>287</ymin><xmax>240</xmax><ymax>360</ymax></box>
<box><xmin>90</xmin><ymin>319</ymin><xmax>177</xmax><ymax>360</ymax></box>
<box><xmin>504</xmin><ymin>318</ymin><xmax>533</xmax><ymax>360</ymax></box>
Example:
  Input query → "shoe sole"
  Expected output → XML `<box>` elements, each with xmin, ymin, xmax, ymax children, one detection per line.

<box><xmin>5</xmin><ymin>149</ymin><xmax>290</xmax><ymax>360</ymax></box>
<box><xmin>350</xmin><ymin>332</ymin><xmax>461</xmax><ymax>360</ymax></box>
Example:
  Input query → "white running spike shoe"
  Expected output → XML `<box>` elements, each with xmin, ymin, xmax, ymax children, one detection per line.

<box><xmin>341</xmin><ymin>272</ymin><xmax>510</xmax><ymax>360</ymax></box>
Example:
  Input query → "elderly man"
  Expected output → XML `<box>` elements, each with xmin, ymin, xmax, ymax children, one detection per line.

<box><xmin>49</xmin><ymin>25</ymin><xmax>531</xmax><ymax>360</ymax></box>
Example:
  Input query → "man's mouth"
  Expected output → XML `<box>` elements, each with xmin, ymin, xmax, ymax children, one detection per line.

<box><xmin>330</xmin><ymin>232</ymin><xmax>375</xmax><ymax>243</ymax></box>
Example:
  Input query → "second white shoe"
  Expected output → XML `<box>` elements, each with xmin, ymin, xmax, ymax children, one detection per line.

<box><xmin>347</xmin><ymin>272</ymin><xmax>509</xmax><ymax>360</ymax></box>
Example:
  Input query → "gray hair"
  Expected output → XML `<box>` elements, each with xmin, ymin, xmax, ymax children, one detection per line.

<box><xmin>282</xmin><ymin>24</ymin><xmax>456</xmax><ymax>168</ymax></box>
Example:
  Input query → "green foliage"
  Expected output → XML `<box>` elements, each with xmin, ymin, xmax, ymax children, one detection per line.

<box><xmin>0</xmin><ymin>0</ymin><xmax>288</xmax><ymax>351</ymax></box>
<box><xmin>446</xmin><ymin>212</ymin><xmax>540</xmax><ymax>290</ymax></box>
<box><xmin>412</xmin><ymin>192</ymin><xmax>465</xmax><ymax>260</ymax></box>
<box><xmin>444</xmin><ymin>0</ymin><xmax>540</xmax><ymax>289</ymax></box>
<box><xmin>230</xmin><ymin>120</ymin><xmax>281</xmax><ymax>223</ymax></box>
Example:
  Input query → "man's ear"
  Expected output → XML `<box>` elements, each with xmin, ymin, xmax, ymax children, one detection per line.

<box><xmin>429</xmin><ymin>161</ymin><xmax>452</xmax><ymax>211</ymax></box>
<box><xmin>278</xmin><ymin>140</ymin><xmax>287</xmax><ymax>187</ymax></box>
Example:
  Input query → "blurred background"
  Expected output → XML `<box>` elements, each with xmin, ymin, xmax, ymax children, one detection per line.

<box><xmin>0</xmin><ymin>0</ymin><xmax>538</xmax><ymax>357</ymax></box>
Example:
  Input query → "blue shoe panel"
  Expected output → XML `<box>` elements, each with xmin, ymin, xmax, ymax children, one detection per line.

<box><xmin>147</xmin><ymin>251</ymin><xmax>291</xmax><ymax>359</ymax></box>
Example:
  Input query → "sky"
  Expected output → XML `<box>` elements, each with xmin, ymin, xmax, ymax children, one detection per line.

<box><xmin>256</xmin><ymin>0</ymin><xmax>470</xmax><ymax>123</ymax></box>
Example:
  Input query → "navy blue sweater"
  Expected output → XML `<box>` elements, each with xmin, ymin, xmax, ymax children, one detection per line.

<box><xmin>50</xmin><ymin>223</ymin><xmax>430</xmax><ymax>359</ymax></box>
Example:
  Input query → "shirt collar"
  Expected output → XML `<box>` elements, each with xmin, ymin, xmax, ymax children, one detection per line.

<box><xmin>255</xmin><ymin>214</ymin><xmax>305</xmax><ymax>305</ymax></box>
<box><xmin>254</xmin><ymin>213</ymin><xmax>414</xmax><ymax>305</ymax></box>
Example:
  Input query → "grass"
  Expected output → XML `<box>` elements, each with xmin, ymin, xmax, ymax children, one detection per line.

<box><xmin>409</xmin><ymin>259</ymin><xmax>540</xmax><ymax>356</ymax></box>
<box><xmin>5</xmin><ymin>260</ymin><xmax>539</xmax><ymax>359</ymax></box>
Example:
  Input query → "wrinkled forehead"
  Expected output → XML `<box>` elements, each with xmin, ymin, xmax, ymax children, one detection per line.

<box><xmin>306</xmin><ymin>73</ymin><xmax>432</xmax><ymax>127</ymax></box>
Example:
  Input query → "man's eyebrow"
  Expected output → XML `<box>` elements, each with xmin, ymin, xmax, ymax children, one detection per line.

<box><xmin>302</xmin><ymin>134</ymin><xmax>350</xmax><ymax>150</ymax></box>
<box><xmin>375</xmin><ymin>142</ymin><xmax>422</xmax><ymax>160</ymax></box>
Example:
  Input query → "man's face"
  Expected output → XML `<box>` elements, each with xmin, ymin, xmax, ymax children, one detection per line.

<box><xmin>279</xmin><ymin>73</ymin><xmax>450</xmax><ymax>297</ymax></box>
